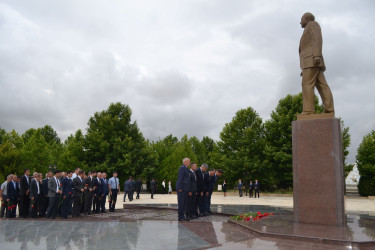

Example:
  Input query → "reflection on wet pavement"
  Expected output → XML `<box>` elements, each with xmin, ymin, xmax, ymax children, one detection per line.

<box><xmin>1</xmin><ymin>204</ymin><xmax>375</xmax><ymax>249</ymax></box>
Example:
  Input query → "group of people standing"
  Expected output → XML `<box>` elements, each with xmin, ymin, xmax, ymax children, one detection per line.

<box><xmin>0</xmin><ymin>168</ymin><xmax>121</xmax><ymax>219</ymax></box>
<box><xmin>123</xmin><ymin>177</ymin><xmax>143</xmax><ymax>201</ymax></box>
<box><xmin>236</xmin><ymin>179</ymin><xmax>260</xmax><ymax>198</ymax></box>
<box><xmin>176</xmin><ymin>158</ymin><xmax>223</xmax><ymax>221</ymax></box>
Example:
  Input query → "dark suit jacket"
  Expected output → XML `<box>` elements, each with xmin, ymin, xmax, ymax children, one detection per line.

<box><xmin>30</xmin><ymin>179</ymin><xmax>41</xmax><ymax>198</ymax></box>
<box><xmin>62</xmin><ymin>177</ymin><xmax>73</xmax><ymax>196</ymax></box>
<box><xmin>249</xmin><ymin>183</ymin><xmax>254</xmax><ymax>190</ymax></box>
<box><xmin>124</xmin><ymin>180</ymin><xmax>130</xmax><ymax>192</ymax></box>
<box><xmin>85</xmin><ymin>176</ymin><xmax>95</xmax><ymax>190</ymax></box>
<box><xmin>135</xmin><ymin>180</ymin><xmax>142</xmax><ymax>190</ymax></box>
<box><xmin>254</xmin><ymin>182</ymin><xmax>260</xmax><ymax>190</ymax></box>
<box><xmin>208</xmin><ymin>174</ymin><xmax>217</xmax><ymax>192</ymax></box>
<box><xmin>20</xmin><ymin>175</ymin><xmax>30</xmax><ymax>195</ymax></box>
<box><xmin>43</xmin><ymin>178</ymin><xmax>49</xmax><ymax>196</ymax></box>
<box><xmin>150</xmin><ymin>180</ymin><xmax>156</xmax><ymax>190</ymax></box>
<box><xmin>93</xmin><ymin>177</ymin><xmax>102</xmax><ymax>196</ymax></box>
<box><xmin>203</xmin><ymin>172</ymin><xmax>210</xmax><ymax>192</ymax></box>
<box><xmin>177</xmin><ymin>165</ymin><xmax>190</xmax><ymax>192</ymax></box>
<box><xmin>188</xmin><ymin>170</ymin><xmax>197</xmax><ymax>193</ymax></box>
<box><xmin>195</xmin><ymin>168</ymin><xmax>205</xmax><ymax>193</ymax></box>
<box><xmin>7</xmin><ymin>181</ymin><xmax>18</xmax><ymax>200</ymax></box>
<box><xmin>130</xmin><ymin>180</ymin><xmax>135</xmax><ymax>191</ymax></box>
<box><xmin>101</xmin><ymin>178</ymin><xmax>109</xmax><ymax>196</ymax></box>
<box><xmin>237</xmin><ymin>182</ymin><xmax>243</xmax><ymax>190</ymax></box>
<box><xmin>72</xmin><ymin>177</ymin><xmax>84</xmax><ymax>196</ymax></box>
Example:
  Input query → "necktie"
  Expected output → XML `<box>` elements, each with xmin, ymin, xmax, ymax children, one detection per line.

<box><xmin>36</xmin><ymin>180</ymin><xmax>40</xmax><ymax>194</ymax></box>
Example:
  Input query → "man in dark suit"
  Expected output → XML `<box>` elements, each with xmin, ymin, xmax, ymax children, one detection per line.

<box><xmin>254</xmin><ymin>180</ymin><xmax>260</xmax><ymax>198</ymax></box>
<box><xmin>237</xmin><ymin>180</ymin><xmax>243</xmax><ymax>197</ymax></box>
<box><xmin>41</xmin><ymin>171</ymin><xmax>53</xmax><ymax>217</ymax></box>
<box><xmin>6</xmin><ymin>174</ymin><xmax>18</xmax><ymax>218</ymax></box>
<box><xmin>29</xmin><ymin>172</ymin><xmax>41</xmax><ymax>218</ymax></box>
<box><xmin>72</xmin><ymin>171</ymin><xmax>85</xmax><ymax>217</ymax></box>
<box><xmin>129</xmin><ymin>178</ymin><xmax>135</xmax><ymax>201</ymax></box>
<box><xmin>249</xmin><ymin>181</ymin><xmax>254</xmax><ymax>198</ymax></box>
<box><xmin>46</xmin><ymin>170</ymin><xmax>62</xmax><ymax>219</ymax></box>
<box><xmin>150</xmin><ymin>178</ymin><xmax>156</xmax><ymax>199</ymax></box>
<box><xmin>177</xmin><ymin>158</ymin><xmax>191</xmax><ymax>221</ymax></box>
<box><xmin>19</xmin><ymin>169</ymin><xmax>30</xmax><ymax>218</ymax></box>
<box><xmin>93</xmin><ymin>172</ymin><xmax>102</xmax><ymax>214</ymax></box>
<box><xmin>61</xmin><ymin>171</ymin><xmax>73</xmax><ymax>219</ymax></box>
<box><xmin>205</xmin><ymin>169</ymin><xmax>223</xmax><ymax>215</ymax></box>
<box><xmin>186</xmin><ymin>163</ymin><xmax>198</xmax><ymax>220</ymax></box>
<box><xmin>100</xmin><ymin>172</ymin><xmax>108</xmax><ymax>213</ymax></box>
<box><xmin>84</xmin><ymin>171</ymin><xmax>95</xmax><ymax>215</ymax></box>
<box><xmin>123</xmin><ymin>177</ymin><xmax>131</xmax><ymax>202</ymax></box>
<box><xmin>195</xmin><ymin>163</ymin><xmax>208</xmax><ymax>217</ymax></box>
<box><xmin>135</xmin><ymin>178</ymin><xmax>143</xmax><ymax>199</ymax></box>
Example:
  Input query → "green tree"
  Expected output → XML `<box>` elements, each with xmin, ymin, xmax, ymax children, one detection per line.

<box><xmin>356</xmin><ymin>130</ymin><xmax>375</xmax><ymax>196</ymax></box>
<box><xmin>0</xmin><ymin>130</ymin><xmax>23</xmax><ymax>179</ymax></box>
<box><xmin>84</xmin><ymin>102</ymin><xmax>156</xmax><ymax>183</ymax></box>
<box><xmin>155</xmin><ymin>135</ymin><xmax>197</xmax><ymax>192</ymax></box>
<box><xmin>340</xmin><ymin>119</ymin><xmax>353</xmax><ymax>177</ymax></box>
<box><xmin>264</xmin><ymin>93</ymin><xmax>324</xmax><ymax>190</ymax></box>
<box><xmin>60</xmin><ymin>129</ymin><xmax>88</xmax><ymax>171</ymax></box>
<box><xmin>21</xmin><ymin>129</ymin><xmax>52</xmax><ymax>174</ymax></box>
<box><xmin>212</xmin><ymin>107</ymin><xmax>267</xmax><ymax>189</ymax></box>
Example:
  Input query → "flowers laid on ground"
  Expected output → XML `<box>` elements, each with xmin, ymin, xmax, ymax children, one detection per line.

<box><xmin>231</xmin><ymin>212</ymin><xmax>274</xmax><ymax>221</ymax></box>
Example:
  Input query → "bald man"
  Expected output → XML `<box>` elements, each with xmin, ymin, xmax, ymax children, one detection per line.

<box><xmin>299</xmin><ymin>12</ymin><xmax>334</xmax><ymax>115</ymax></box>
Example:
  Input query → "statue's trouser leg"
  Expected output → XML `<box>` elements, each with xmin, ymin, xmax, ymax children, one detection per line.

<box><xmin>315</xmin><ymin>70</ymin><xmax>334</xmax><ymax>113</ymax></box>
<box><xmin>301</xmin><ymin>68</ymin><xmax>317</xmax><ymax>114</ymax></box>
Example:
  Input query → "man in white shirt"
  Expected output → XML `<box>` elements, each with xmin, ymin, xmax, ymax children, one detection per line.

<box><xmin>0</xmin><ymin>175</ymin><xmax>11</xmax><ymax>218</ymax></box>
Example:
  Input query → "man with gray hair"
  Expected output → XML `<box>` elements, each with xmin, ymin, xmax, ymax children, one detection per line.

<box><xmin>177</xmin><ymin>157</ymin><xmax>191</xmax><ymax>221</ymax></box>
<box><xmin>0</xmin><ymin>175</ymin><xmax>12</xmax><ymax>218</ymax></box>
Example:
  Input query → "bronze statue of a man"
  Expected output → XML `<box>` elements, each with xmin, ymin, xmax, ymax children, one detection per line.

<box><xmin>299</xmin><ymin>12</ymin><xmax>334</xmax><ymax>114</ymax></box>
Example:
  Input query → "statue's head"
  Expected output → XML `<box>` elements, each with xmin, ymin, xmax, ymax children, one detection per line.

<box><xmin>300</xmin><ymin>12</ymin><xmax>315</xmax><ymax>28</ymax></box>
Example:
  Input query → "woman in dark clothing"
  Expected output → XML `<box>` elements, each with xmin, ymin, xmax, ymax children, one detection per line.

<box><xmin>222</xmin><ymin>180</ymin><xmax>227</xmax><ymax>197</ymax></box>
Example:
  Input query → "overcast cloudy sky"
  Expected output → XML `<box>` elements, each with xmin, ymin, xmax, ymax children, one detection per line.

<box><xmin>0</xmin><ymin>0</ymin><xmax>374</xmax><ymax>163</ymax></box>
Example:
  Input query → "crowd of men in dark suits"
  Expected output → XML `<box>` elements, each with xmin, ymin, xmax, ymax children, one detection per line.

<box><xmin>237</xmin><ymin>179</ymin><xmax>261</xmax><ymax>198</ymax></box>
<box><xmin>0</xmin><ymin>168</ymin><xmax>121</xmax><ymax>219</ymax></box>
<box><xmin>123</xmin><ymin>177</ymin><xmax>144</xmax><ymax>201</ymax></box>
<box><xmin>177</xmin><ymin>158</ymin><xmax>223</xmax><ymax>221</ymax></box>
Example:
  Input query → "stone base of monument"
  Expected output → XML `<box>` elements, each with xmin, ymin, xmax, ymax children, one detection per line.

<box><xmin>292</xmin><ymin>117</ymin><xmax>345</xmax><ymax>226</ymax></box>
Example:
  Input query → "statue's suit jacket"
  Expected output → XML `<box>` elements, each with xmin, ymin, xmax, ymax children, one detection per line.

<box><xmin>299</xmin><ymin>21</ymin><xmax>325</xmax><ymax>71</ymax></box>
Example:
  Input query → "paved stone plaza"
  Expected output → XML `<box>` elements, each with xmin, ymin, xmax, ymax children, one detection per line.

<box><xmin>1</xmin><ymin>194</ymin><xmax>374</xmax><ymax>249</ymax></box>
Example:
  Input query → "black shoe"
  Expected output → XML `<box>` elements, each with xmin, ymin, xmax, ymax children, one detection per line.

<box><xmin>178</xmin><ymin>218</ymin><xmax>186</xmax><ymax>221</ymax></box>
<box><xmin>207</xmin><ymin>212</ymin><xmax>213</xmax><ymax>215</ymax></box>
<box><xmin>185</xmin><ymin>217</ymin><xmax>190</xmax><ymax>221</ymax></box>
<box><xmin>191</xmin><ymin>215</ymin><xmax>198</xmax><ymax>219</ymax></box>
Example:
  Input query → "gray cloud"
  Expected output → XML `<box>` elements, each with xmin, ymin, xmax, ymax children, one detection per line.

<box><xmin>1</xmin><ymin>0</ymin><xmax>375</xmax><ymax>163</ymax></box>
